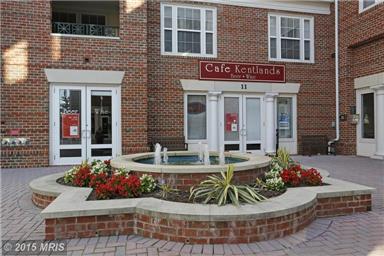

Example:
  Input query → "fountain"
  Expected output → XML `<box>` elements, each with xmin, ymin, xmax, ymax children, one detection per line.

<box><xmin>163</xmin><ymin>147</ymin><xmax>168</xmax><ymax>164</ymax></box>
<box><xmin>154</xmin><ymin>143</ymin><xmax>162</xmax><ymax>165</ymax></box>
<box><xmin>204</xmin><ymin>144</ymin><xmax>210</xmax><ymax>165</ymax></box>
<box><xmin>198</xmin><ymin>141</ymin><xmax>203</xmax><ymax>163</ymax></box>
<box><xmin>219</xmin><ymin>146</ymin><xmax>225</xmax><ymax>165</ymax></box>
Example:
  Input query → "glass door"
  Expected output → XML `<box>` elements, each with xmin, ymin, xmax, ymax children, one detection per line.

<box><xmin>86</xmin><ymin>88</ymin><xmax>115</xmax><ymax>161</ymax></box>
<box><xmin>51</xmin><ymin>85</ymin><xmax>119</xmax><ymax>165</ymax></box>
<box><xmin>52</xmin><ymin>86</ymin><xmax>86</xmax><ymax>165</ymax></box>
<box><xmin>243</xmin><ymin>96</ymin><xmax>262</xmax><ymax>153</ymax></box>
<box><xmin>223</xmin><ymin>95</ymin><xmax>242</xmax><ymax>151</ymax></box>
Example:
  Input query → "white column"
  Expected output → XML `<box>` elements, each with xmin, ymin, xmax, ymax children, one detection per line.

<box><xmin>264</xmin><ymin>92</ymin><xmax>278</xmax><ymax>155</ymax></box>
<box><xmin>208</xmin><ymin>91</ymin><xmax>221</xmax><ymax>151</ymax></box>
<box><xmin>371</xmin><ymin>87</ymin><xmax>384</xmax><ymax>160</ymax></box>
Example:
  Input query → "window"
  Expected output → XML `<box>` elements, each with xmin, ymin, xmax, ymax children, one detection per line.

<box><xmin>186</xmin><ymin>95</ymin><xmax>207</xmax><ymax>140</ymax></box>
<box><xmin>52</xmin><ymin>12</ymin><xmax>77</xmax><ymax>23</ymax></box>
<box><xmin>361</xmin><ymin>93</ymin><xmax>375</xmax><ymax>139</ymax></box>
<box><xmin>277</xmin><ymin>97</ymin><xmax>293</xmax><ymax>139</ymax></box>
<box><xmin>359</xmin><ymin>0</ymin><xmax>382</xmax><ymax>12</ymax></box>
<box><xmin>161</xmin><ymin>4</ymin><xmax>217</xmax><ymax>57</ymax></box>
<box><xmin>269</xmin><ymin>14</ymin><xmax>314</xmax><ymax>62</ymax></box>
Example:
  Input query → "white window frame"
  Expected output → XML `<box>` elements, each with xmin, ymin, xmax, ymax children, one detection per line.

<box><xmin>161</xmin><ymin>3</ymin><xmax>217</xmax><ymax>58</ymax></box>
<box><xmin>268</xmin><ymin>13</ymin><xmax>314</xmax><ymax>63</ymax></box>
<box><xmin>184</xmin><ymin>93</ymin><xmax>208</xmax><ymax>143</ymax></box>
<box><xmin>359</xmin><ymin>0</ymin><xmax>383</xmax><ymax>13</ymax></box>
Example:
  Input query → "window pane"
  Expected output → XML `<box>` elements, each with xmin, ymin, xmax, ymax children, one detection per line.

<box><xmin>224</xmin><ymin>97</ymin><xmax>239</xmax><ymax>141</ymax></box>
<box><xmin>270</xmin><ymin>16</ymin><xmax>276</xmax><ymax>36</ymax></box>
<box><xmin>246</xmin><ymin>98</ymin><xmax>261</xmax><ymax>141</ymax></box>
<box><xmin>164</xmin><ymin>30</ymin><xmax>172</xmax><ymax>52</ymax></box>
<box><xmin>362</xmin><ymin>93</ymin><xmax>375</xmax><ymax>139</ymax></box>
<box><xmin>206</xmin><ymin>33</ymin><xmax>213</xmax><ymax>54</ymax></box>
<box><xmin>363</xmin><ymin>0</ymin><xmax>376</xmax><ymax>9</ymax></box>
<box><xmin>187</xmin><ymin>95</ymin><xmax>206</xmax><ymax>140</ymax></box>
<box><xmin>270</xmin><ymin>38</ymin><xmax>277</xmax><ymax>58</ymax></box>
<box><xmin>304</xmin><ymin>40</ymin><xmax>310</xmax><ymax>60</ymax></box>
<box><xmin>206</xmin><ymin>10</ymin><xmax>213</xmax><ymax>31</ymax></box>
<box><xmin>281</xmin><ymin>39</ymin><xmax>300</xmax><ymax>59</ymax></box>
<box><xmin>177</xmin><ymin>7</ymin><xmax>200</xmax><ymax>30</ymax></box>
<box><xmin>91</xmin><ymin>92</ymin><xmax>112</xmax><ymax>145</ymax></box>
<box><xmin>281</xmin><ymin>17</ymin><xmax>300</xmax><ymax>38</ymax></box>
<box><xmin>59</xmin><ymin>89</ymin><xmax>81</xmax><ymax>145</ymax></box>
<box><xmin>178</xmin><ymin>31</ymin><xmax>201</xmax><ymax>53</ymax></box>
<box><xmin>277</xmin><ymin>97</ymin><xmax>293</xmax><ymax>139</ymax></box>
<box><xmin>304</xmin><ymin>20</ymin><xmax>310</xmax><ymax>39</ymax></box>
<box><xmin>164</xmin><ymin>6</ymin><xmax>172</xmax><ymax>28</ymax></box>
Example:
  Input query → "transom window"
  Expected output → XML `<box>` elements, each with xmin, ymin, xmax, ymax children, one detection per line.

<box><xmin>161</xmin><ymin>4</ymin><xmax>217</xmax><ymax>57</ymax></box>
<box><xmin>269</xmin><ymin>14</ymin><xmax>314</xmax><ymax>63</ymax></box>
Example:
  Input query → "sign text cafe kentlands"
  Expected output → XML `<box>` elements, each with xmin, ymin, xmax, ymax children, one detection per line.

<box><xmin>199</xmin><ymin>61</ymin><xmax>286</xmax><ymax>83</ymax></box>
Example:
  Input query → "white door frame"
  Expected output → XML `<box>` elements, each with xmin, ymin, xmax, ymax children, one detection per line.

<box><xmin>356</xmin><ymin>88</ymin><xmax>376</xmax><ymax>157</ymax></box>
<box><xmin>50</xmin><ymin>83</ymin><xmax>121</xmax><ymax>165</ymax></box>
<box><xmin>219</xmin><ymin>93</ymin><xmax>264</xmax><ymax>154</ymax></box>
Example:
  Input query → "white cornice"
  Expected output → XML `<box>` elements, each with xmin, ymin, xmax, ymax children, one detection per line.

<box><xmin>45</xmin><ymin>69</ymin><xmax>125</xmax><ymax>84</ymax></box>
<box><xmin>191</xmin><ymin>0</ymin><xmax>331</xmax><ymax>15</ymax></box>
<box><xmin>354</xmin><ymin>72</ymin><xmax>384</xmax><ymax>90</ymax></box>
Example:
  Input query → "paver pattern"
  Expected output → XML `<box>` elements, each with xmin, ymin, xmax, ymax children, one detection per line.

<box><xmin>1</xmin><ymin>156</ymin><xmax>383</xmax><ymax>255</ymax></box>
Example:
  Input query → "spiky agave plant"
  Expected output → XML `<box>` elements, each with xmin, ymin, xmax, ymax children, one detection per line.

<box><xmin>272</xmin><ymin>148</ymin><xmax>295</xmax><ymax>169</ymax></box>
<box><xmin>189</xmin><ymin>165</ymin><xmax>266</xmax><ymax>206</ymax></box>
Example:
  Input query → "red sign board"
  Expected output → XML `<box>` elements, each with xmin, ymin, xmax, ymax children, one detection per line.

<box><xmin>199</xmin><ymin>61</ymin><xmax>285</xmax><ymax>83</ymax></box>
<box><xmin>62</xmin><ymin>113</ymin><xmax>80</xmax><ymax>139</ymax></box>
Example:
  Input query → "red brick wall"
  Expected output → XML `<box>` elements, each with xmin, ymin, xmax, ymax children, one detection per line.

<box><xmin>147</xmin><ymin>1</ymin><xmax>336</xmax><ymax>154</ymax></box>
<box><xmin>1</xmin><ymin>0</ymin><xmax>149</xmax><ymax>168</ymax></box>
<box><xmin>45</xmin><ymin>194</ymin><xmax>372</xmax><ymax>243</ymax></box>
<box><xmin>337</xmin><ymin>1</ymin><xmax>384</xmax><ymax>154</ymax></box>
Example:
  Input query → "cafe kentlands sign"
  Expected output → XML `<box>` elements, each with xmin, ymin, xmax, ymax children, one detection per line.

<box><xmin>199</xmin><ymin>61</ymin><xmax>286</xmax><ymax>83</ymax></box>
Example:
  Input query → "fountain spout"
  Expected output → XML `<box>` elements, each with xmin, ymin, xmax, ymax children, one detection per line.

<box><xmin>219</xmin><ymin>146</ymin><xmax>225</xmax><ymax>165</ymax></box>
<box><xmin>198</xmin><ymin>141</ymin><xmax>203</xmax><ymax>163</ymax></box>
<box><xmin>154</xmin><ymin>143</ymin><xmax>162</xmax><ymax>165</ymax></box>
<box><xmin>204</xmin><ymin>144</ymin><xmax>210</xmax><ymax>165</ymax></box>
<box><xmin>163</xmin><ymin>147</ymin><xmax>168</xmax><ymax>164</ymax></box>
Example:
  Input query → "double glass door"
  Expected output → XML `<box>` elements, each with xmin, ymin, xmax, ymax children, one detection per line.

<box><xmin>51</xmin><ymin>85</ymin><xmax>119</xmax><ymax>165</ymax></box>
<box><xmin>221</xmin><ymin>94</ymin><xmax>263</xmax><ymax>154</ymax></box>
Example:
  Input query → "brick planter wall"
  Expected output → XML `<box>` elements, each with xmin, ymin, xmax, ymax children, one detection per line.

<box><xmin>44</xmin><ymin>194</ymin><xmax>372</xmax><ymax>243</ymax></box>
<box><xmin>32</xmin><ymin>193</ymin><xmax>57</xmax><ymax>209</ymax></box>
<box><xmin>131</xmin><ymin>166</ymin><xmax>268</xmax><ymax>190</ymax></box>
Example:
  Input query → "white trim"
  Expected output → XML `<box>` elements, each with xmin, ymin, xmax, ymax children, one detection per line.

<box><xmin>359</xmin><ymin>0</ymin><xmax>383</xmax><ymax>13</ymax></box>
<box><xmin>268</xmin><ymin>13</ymin><xmax>315</xmax><ymax>63</ymax></box>
<box><xmin>192</xmin><ymin>0</ymin><xmax>331</xmax><ymax>15</ymax></box>
<box><xmin>45</xmin><ymin>69</ymin><xmax>125</xmax><ymax>84</ymax></box>
<box><xmin>354</xmin><ymin>72</ymin><xmax>384</xmax><ymax>89</ymax></box>
<box><xmin>160</xmin><ymin>3</ymin><xmax>217</xmax><ymax>58</ymax></box>
<box><xmin>51</xmin><ymin>33</ymin><xmax>120</xmax><ymax>40</ymax></box>
<box><xmin>180</xmin><ymin>79</ymin><xmax>300</xmax><ymax>94</ymax></box>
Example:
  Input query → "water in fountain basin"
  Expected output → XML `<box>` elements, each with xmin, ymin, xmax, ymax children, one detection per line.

<box><xmin>154</xmin><ymin>143</ymin><xmax>162</xmax><ymax>165</ymax></box>
<box><xmin>219</xmin><ymin>146</ymin><xmax>225</xmax><ymax>165</ymax></box>
<box><xmin>163</xmin><ymin>147</ymin><xmax>168</xmax><ymax>164</ymax></box>
<box><xmin>204</xmin><ymin>144</ymin><xmax>210</xmax><ymax>165</ymax></box>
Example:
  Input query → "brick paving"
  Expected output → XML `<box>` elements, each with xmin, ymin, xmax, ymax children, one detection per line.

<box><xmin>1</xmin><ymin>156</ymin><xmax>383</xmax><ymax>256</ymax></box>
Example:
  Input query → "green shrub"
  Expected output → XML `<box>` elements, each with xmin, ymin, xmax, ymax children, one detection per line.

<box><xmin>158</xmin><ymin>183</ymin><xmax>178</xmax><ymax>199</ymax></box>
<box><xmin>190</xmin><ymin>165</ymin><xmax>266</xmax><ymax>206</ymax></box>
<box><xmin>271</xmin><ymin>148</ymin><xmax>295</xmax><ymax>170</ymax></box>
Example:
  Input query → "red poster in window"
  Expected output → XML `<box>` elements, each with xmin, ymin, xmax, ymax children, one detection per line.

<box><xmin>225</xmin><ymin>113</ymin><xmax>238</xmax><ymax>132</ymax></box>
<box><xmin>62</xmin><ymin>113</ymin><xmax>80</xmax><ymax>139</ymax></box>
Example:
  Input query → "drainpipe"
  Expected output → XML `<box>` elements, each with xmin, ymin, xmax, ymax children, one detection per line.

<box><xmin>328</xmin><ymin>0</ymin><xmax>340</xmax><ymax>154</ymax></box>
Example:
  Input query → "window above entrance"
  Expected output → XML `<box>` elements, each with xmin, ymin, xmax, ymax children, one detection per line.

<box><xmin>268</xmin><ymin>14</ymin><xmax>314</xmax><ymax>63</ymax></box>
<box><xmin>161</xmin><ymin>4</ymin><xmax>217</xmax><ymax>57</ymax></box>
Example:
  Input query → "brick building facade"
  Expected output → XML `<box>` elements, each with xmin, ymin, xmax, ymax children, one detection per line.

<box><xmin>1</xmin><ymin>0</ymin><xmax>383</xmax><ymax>168</ymax></box>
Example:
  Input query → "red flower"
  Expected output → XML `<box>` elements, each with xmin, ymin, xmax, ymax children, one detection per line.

<box><xmin>89</xmin><ymin>172</ymin><xmax>108</xmax><ymax>188</ymax></box>
<box><xmin>280</xmin><ymin>165</ymin><xmax>302</xmax><ymax>187</ymax></box>
<box><xmin>300</xmin><ymin>168</ymin><xmax>322</xmax><ymax>186</ymax></box>
<box><xmin>73</xmin><ymin>165</ymin><xmax>92</xmax><ymax>187</ymax></box>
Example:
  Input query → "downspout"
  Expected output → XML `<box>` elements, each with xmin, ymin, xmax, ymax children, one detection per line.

<box><xmin>328</xmin><ymin>0</ymin><xmax>340</xmax><ymax>154</ymax></box>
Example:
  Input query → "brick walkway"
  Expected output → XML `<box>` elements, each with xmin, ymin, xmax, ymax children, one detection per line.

<box><xmin>1</xmin><ymin>156</ymin><xmax>383</xmax><ymax>256</ymax></box>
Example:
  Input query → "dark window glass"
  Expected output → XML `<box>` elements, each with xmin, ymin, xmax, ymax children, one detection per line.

<box><xmin>363</xmin><ymin>0</ymin><xmax>376</xmax><ymax>9</ymax></box>
<box><xmin>52</xmin><ymin>12</ymin><xmax>76</xmax><ymax>23</ymax></box>
<box><xmin>81</xmin><ymin>14</ymin><xmax>106</xmax><ymax>25</ymax></box>
<box><xmin>362</xmin><ymin>93</ymin><xmax>375</xmax><ymax>138</ymax></box>
<box><xmin>246</xmin><ymin>144</ymin><xmax>261</xmax><ymax>150</ymax></box>
<box><xmin>225</xmin><ymin>144</ymin><xmax>240</xmax><ymax>151</ymax></box>
<box><xmin>91</xmin><ymin>148</ymin><xmax>112</xmax><ymax>157</ymax></box>
<box><xmin>187</xmin><ymin>95</ymin><xmax>206</xmax><ymax>140</ymax></box>
<box><xmin>60</xmin><ymin>149</ymin><xmax>81</xmax><ymax>157</ymax></box>
<box><xmin>277</xmin><ymin>97</ymin><xmax>293</xmax><ymax>139</ymax></box>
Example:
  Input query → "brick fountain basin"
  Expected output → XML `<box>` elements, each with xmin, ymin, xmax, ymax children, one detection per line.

<box><xmin>110</xmin><ymin>152</ymin><xmax>270</xmax><ymax>190</ymax></box>
<box><xmin>30</xmin><ymin>162</ymin><xmax>374</xmax><ymax>243</ymax></box>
